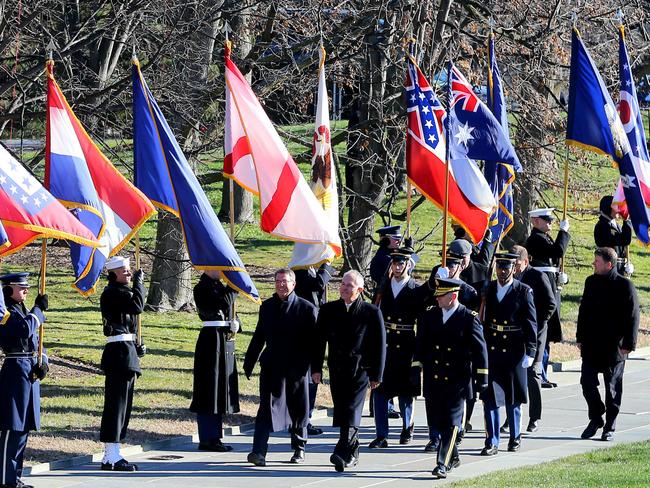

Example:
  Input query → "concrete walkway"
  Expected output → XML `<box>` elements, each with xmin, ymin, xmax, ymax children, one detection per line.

<box><xmin>27</xmin><ymin>351</ymin><xmax>650</xmax><ymax>487</ymax></box>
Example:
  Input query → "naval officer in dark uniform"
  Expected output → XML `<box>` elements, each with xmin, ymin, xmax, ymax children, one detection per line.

<box><xmin>525</xmin><ymin>208</ymin><xmax>569</xmax><ymax>387</ymax></box>
<box><xmin>369</xmin><ymin>225</ymin><xmax>402</xmax><ymax>293</ymax></box>
<box><xmin>190</xmin><ymin>270</ymin><xmax>240</xmax><ymax>452</ymax></box>
<box><xmin>481</xmin><ymin>253</ymin><xmax>537</xmax><ymax>456</ymax></box>
<box><xmin>313</xmin><ymin>270</ymin><xmax>386</xmax><ymax>472</ymax></box>
<box><xmin>593</xmin><ymin>196</ymin><xmax>633</xmax><ymax>276</ymax></box>
<box><xmin>99</xmin><ymin>256</ymin><xmax>146</xmax><ymax>472</ymax></box>
<box><xmin>0</xmin><ymin>273</ymin><xmax>48</xmax><ymax>488</ymax></box>
<box><xmin>414</xmin><ymin>278</ymin><xmax>488</xmax><ymax>479</ymax></box>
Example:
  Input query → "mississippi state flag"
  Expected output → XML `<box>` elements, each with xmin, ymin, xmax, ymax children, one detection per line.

<box><xmin>46</xmin><ymin>61</ymin><xmax>155</xmax><ymax>295</ymax></box>
<box><xmin>405</xmin><ymin>54</ymin><xmax>495</xmax><ymax>243</ymax></box>
<box><xmin>224</xmin><ymin>43</ymin><xmax>341</xmax><ymax>255</ymax></box>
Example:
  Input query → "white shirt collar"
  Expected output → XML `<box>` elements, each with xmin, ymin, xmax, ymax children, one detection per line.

<box><xmin>442</xmin><ymin>302</ymin><xmax>460</xmax><ymax>323</ymax></box>
<box><xmin>496</xmin><ymin>280</ymin><xmax>513</xmax><ymax>302</ymax></box>
<box><xmin>391</xmin><ymin>275</ymin><xmax>409</xmax><ymax>297</ymax></box>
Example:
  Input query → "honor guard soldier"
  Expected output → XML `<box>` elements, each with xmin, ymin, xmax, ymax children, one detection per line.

<box><xmin>244</xmin><ymin>268</ymin><xmax>318</xmax><ymax>466</ymax></box>
<box><xmin>414</xmin><ymin>278</ymin><xmax>488</xmax><ymax>479</ymax></box>
<box><xmin>511</xmin><ymin>246</ymin><xmax>556</xmax><ymax>433</ymax></box>
<box><xmin>189</xmin><ymin>270</ymin><xmax>240</xmax><ymax>452</ymax></box>
<box><xmin>481</xmin><ymin>253</ymin><xmax>537</xmax><ymax>456</ymax></box>
<box><xmin>369</xmin><ymin>245</ymin><xmax>435</xmax><ymax>448</ymax></box>
<box><xmin>0</xmin><ymin>273</ymin><xmax>48</xmax><ymax>488</ymax></box>
<box><xmin>369</xmin><ymin>225</ymin><xmax>402</xmax><ymax>293</ymax></box>
<box><xmin>525</xmin><ymin>208</ymin><xmax>570</xmax><ymax>387</ymax></box>
<box><xmin>594</xmin><ymin>196</ymin><xmax>633</xmax><ymax>276</ymax></box>
<box><xmin>99</xmin><ymin>256</ymin><xmax>146</xmax><ymax>472</ymax></box>
<box><xmin>577</xmin><ymin>248</ymin><xmax>639</xmax><ymax>441</ymax></box>
<box><xmin>292</xmin><ymin>262</ymin><xmax>334</xmax><ymax>436</ymax></box>
<box><xmin>313</xmin><ymin>270</ymin><xmax>386</xmax><ymax>473</ymax></box>
<box><xmin>449</xmin><ymin>229</ymin><xmax>496</xmax><ymax>294</ymax></box>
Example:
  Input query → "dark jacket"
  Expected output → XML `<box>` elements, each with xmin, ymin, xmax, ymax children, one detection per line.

<box><xmin>517</xmin><ymin>265</ymin><xmax>556</xmax><ymax>363</ymax></box>
<box><xmin>576</xmin><ymin>268</ymin><xmax>639</xmax><ymax>368</ymax></box>
<box><xmin>314</xmin><ymin>297</ymin><xmax>386</xmax><ymax>427</ymax></box>
<box><xmin>293</xmin><ymin>264</ymin><xmax>333</xmax><ymax>307</ymax></box>
<box><xmin>100</xmin><ymin>278</ymin><xmax>145</xmax><ymax>376</ymax></box>
<box><xmin>0</xmin><ymin>297</ymin><xmax>47</xmax><ymax>431</ymax></box>
<box><xmin>190</xmin><ymin>274</ymin><xmax>240</xmax><ymax>415</ymax></box>
<box><xmin>369</xmin><ymin>245</ymin><xmax>392</xmax><ymax>288</ymax></box>
<box><xmin>594</xmin><ymin>216</ymin><xmax>632</xmax><ymax>272</ymax></box>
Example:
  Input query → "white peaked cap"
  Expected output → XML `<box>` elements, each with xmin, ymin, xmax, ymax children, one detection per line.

<box><xmin>528</xmin><ymin>208</ymin><xmax>556</xmax><ymax>219</ymax></box>
<box><xmin>105</xmin><ymin>256</ymin><xmax>130</xmax><ymax>271</ymax></box>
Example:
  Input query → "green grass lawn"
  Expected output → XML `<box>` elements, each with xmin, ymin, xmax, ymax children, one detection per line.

<box><xmin>449</xmin><ymin>440</ymin><xmax>650</xmax><ymax>487</ymax></box>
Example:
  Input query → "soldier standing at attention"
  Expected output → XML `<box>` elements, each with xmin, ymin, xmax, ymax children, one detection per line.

<box><xmin>369</xmin><ymin>225</ymin><xmax>402</xmax><ymax>292</ymax></box>
<box><xmin>414</xmin><ymin>278</ymin><xmax>488</xmax><ymax>479</ymax></box>
<box><xmin>99</xmin><ymin>256</ymin><xmax>146</xmax><ymax>472</ymax></box>
<box><xmin>0</xmin><ymin>273</ymin><xmax>48</xmax><ymax>488</ymax></box>
<box><xmin>593</xmin><ymin>196</ymin><xmax>633</xmax><ymax>276</ymax></box>
<box><xmin>481</xmin><ymin>253</ymin><xmax>537</xmax><ymax>456</ymax></box>
<box><xmin>525</xmin><ymin>208</ymin><xmax>570</xmax><ymax>388</ymax></box>
<box><xmin>190</xmin><ymin>270</ymin><xmax>240</xmax><ymax>452</ymax></box>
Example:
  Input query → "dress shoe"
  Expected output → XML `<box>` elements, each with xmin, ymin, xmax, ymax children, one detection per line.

<box><xmin>368</xmin><ymin>437</ymin><xmax>388</xmax><ymax>448</ymax></box>
<box><xmin>527</xmin><ymin>419</ymin><xmax>540</xmax><ymax>433</ymax></box>
<box><xmin>345</xmin><ymin>452</ymin><xmax>359</xmax><ymax>469</ymax></box>
<box><xmin>424</xmin><ymin>438</ymin><xmax>439</xmax><ymax>453</ymax></box>
<box><xmin>399</xmin><ymin>426</ymin><xmax>414</xmax><ymax>444</ymax></box>
<box><xmin>601</xmin><ymin>430</ymin><xmax>614</xmax><ymax>441</ymax></box>
<box><xmin>481</xmin><ymin>445</ymin><xmax>498</xmax><ymax>456</ymax></box>
<box><xmin>541</xmin><ymin>380</ymin><xmax>554</xmax><ymax>389</ymax></box>
<box><xmin>508</xmin><ymin>436</ymin><xmax>521</xmax><ymax>452</ymax></box>
<box><xmin>499</xmin><ymin>421</ymin><xmax>509</xmax><ymax>434</ymax></box>
<box><xmin>330</xmin><ymin>453</ymin><xmax>346</xmax><ymax>472</ymax></box>
<box><xmin>307</xmin><ymin>424</ymin><xmax>324</xmax><ymax>436</ymax></box>
<box><xmin>387</xmin><ymin>410</ymin><xmax>401</xmax><ymax>419</ymax></box>
<box><xmin>16</xmin><ymin>480</ymin><xmax>35</xmax><ymax>488</ymax></box>
<box><xmin>431</xmin><ymin>464</ymin><xmax>447</xmax><ymax>479</ymax></box>
<box><xmin>247</xmin><ymin>452</ymin><xmax>266</xmax><ymax>467</ymax></box>
<box><xmin>101</xmin><ymin>458</ymin><xmax>138</xmax><ymax>471</ymax></box>
<box><xmin>449</xmin><ymin>456</ymin><xmax>461</xmax><ymax>470</ymax></box>
<box><xmin>464</xmin><ymin>421</ymin><xmax>473</xmax><ymax>432</ymax></box>
<box><xmin>290</xmin><ymin>448</ymin><xmax>305</xmax><ymax>463</ymax></box>
<box><xmin>198</xmin><ymin>440</ymin><xmax>233</xmax><ymax>452</ymax></box>
<box><xmin>581</xmin><ymin>418</ymin><xmax>605</xmax><ymax>439</ymax></box>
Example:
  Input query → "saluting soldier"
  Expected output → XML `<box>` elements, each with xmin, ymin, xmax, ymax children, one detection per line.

<box><xmin>313</xmin><ymin>270</ymin><xmax>386</xmax><ymax>473</ymax></box>
<box><xmin>189</xmin><ymin>270</ymin><xmax>239</xmax><ymax>452</ymax></box>
<box><xmin>593</xmin><ymin>196</ymin><xmax>633</xmax><ymax>276</ymax></box>
<box><xmin>414</xmin><ymin>278</ymin><xmax>488</xmax><ymax>479</ymax></box>
<box><xmin>0</xmin><ymin>273</ymin><xmax>48</xmax><ymax>488</ymax></box>
<box><xmin>481</xmin><ymin>253</ymin><xmax>537</xmax><ymax>456</ymax></box>
<box><xmin>369</xmin><ymin>245</ymin><xmax>435</xmax><ymax>448</ymax></box>
<box><xmin>99</xmin><ymin>256</ymin><xmax>146</xmax><ymax>472</ymax></box>
<box><xmin>243</xmin><ymin>268</ymin><xmax>318</xmax><ymax>466</ymax></box>
<box><xmin>525</xmin><ymin>208</ymin><xmax>569</xmax><ymax>388</ymax></box>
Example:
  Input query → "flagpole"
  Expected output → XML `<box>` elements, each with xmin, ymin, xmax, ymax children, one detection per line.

<box><xmin>37</xmin><ymin>239</ymin><xmax>46</xmax><ymax>367</ymax></box>
<box><xmin>406</xmin><ymin>180</ymin><xmax>412</xmax><ymax>238</ymax></box>
<box><xmin>132</xmin><ymin>47</ymin><xmax>144</xmax><ymax>347</ymax></box>
<box><xmin>225</xmin><ymin>33</ymin><xmax>237</xmax><ymax>331</ymax></box>
<box><xmin>441</xmin><ymin>61</ymin><xmax>453</xmax><ymax>268</ymax></box>
<box><xmin>559</xmin><ymin>146</ymin><xmax>569</xmax><ymax>276</ymax></box>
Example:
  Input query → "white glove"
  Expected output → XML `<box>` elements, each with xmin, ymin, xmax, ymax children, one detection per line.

<box><xmin>559</xmin><ymin>272</ymin><xmax>569</xmax><ymax>285</ymax></box>
<box><xmin>624</xmin><ymin>262</ymin><xmax>634</xmax><ymax>275</ymax></box>
<box><xmin>521</xmin><ymin>355</ymin><xmax>535</xmax><ymax>368</ymax></box>
<box><xmin>559</xmin><ymin>219</ymin><xmax>570</xmax><ymax>232</ymax></box>
<box><xmin>230</xmin><ymin>319</ymin><xmax>240</xmax><ymax>333</ymax></box>
<box><xmin>435</xmin><ymin>267</ymin><xmax>449</xmax><ymax>279</ymax></box>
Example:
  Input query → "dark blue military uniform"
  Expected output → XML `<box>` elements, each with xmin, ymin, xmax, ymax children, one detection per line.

<box><xmin>0</xmin><ymin>273</ymin><xmax>47</xmax><ymax>487</ymax></box>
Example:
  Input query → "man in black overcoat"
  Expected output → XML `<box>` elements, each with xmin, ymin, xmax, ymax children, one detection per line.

<box><xmin>313</xmin><ymin>270</ymin><xmax>386</xmax><ymax>472</ymax></box>
<box><xmin>481</xmin><ymin>253</ymin><xmax>537</xmax><ymax>456</ymax></box>
<box><xmin>512</xmin><ymin>245</ymin><xmax>556</xmax><ymax>432</ymax></box>
<box><xmin>414</xmin><ymin>278</ymin><xmax>488</xmax><ymax>479</ymax></box>
<box><xmin>577</xmin><ymin>247</ymin><xmax>639</xmax><ymax>441</ymax></box>
<box><xmin>243</xmin><ymin>268</ymin><xmax>318</xmax><ymax>466</ymax></box>
<box><xmin>99</xmin><ymin>256</ymin><xmax>146</xmax><ymax>472</ymax></box>
<box><xmin>593</xmin><ymin>196</ymin><xmax>633</xmax><ymax>276</ymax></box>
<box><xmin>189</xmin><ymin>270</ymin><xmax>239</xmax><ymax>452</ymax></box>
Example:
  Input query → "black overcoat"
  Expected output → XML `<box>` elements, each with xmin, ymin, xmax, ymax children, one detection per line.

<box><xmin>594</xmin><ymin>217</ymin><xmax>632</xmax><ymax>273</ymax></box>
<box><xmin>313</xmin><ymin>297</ymin><xmax>386</xmax><ymax>427</ymax></box>
<box><xmin>576</xmin><ymin>269</ymin><xmax>639</xmax><ymax>369</ymax></box>
<box><xmin>190</xmin><ymin>274</ymin><xmax>240</xmax><ymax>415</ymax></box>
<box><xmin>481</xmin><ymin>280</ymin><xmax>537</xmax><ymax>407</ymax></box>
<box><xmin>294</xmin><ymin>264</ymin><xmax>333</xmax><ymax>307</ymax></box>
<box><xmin>517</xmin><ymin>266</ymin><xmax>556</xmax><ymax>363</ymax></box>
<box><xmin>243</xmin><ymin>292</ymin><xmax>317</xmax><ymax>432</ymax></box>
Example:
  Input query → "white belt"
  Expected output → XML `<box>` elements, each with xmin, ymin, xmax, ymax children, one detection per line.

<box><xmin>533</xmin><ymin>266</ymin><xmax>558</xmax><ymax>273</ymax></box>
<box><xmin>202</xmin><ymin>320</ymin><xmax>232</xmax><ymax>328</ymax></box>
<box><xmin>106</xmin><ymin>333</ymin><xmax>136</xmax><ymax>343</ymax></box>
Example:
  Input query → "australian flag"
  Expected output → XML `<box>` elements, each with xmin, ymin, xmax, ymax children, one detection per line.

<box><xmin>566</xmin><ymin>28</ymin><xmax>650</xmax><ymax>244</ymax></box>
<box><xmin>484</xmin><ymin>34</ymin><xmax>522</xmax><ymax>242</ymax></box>
<box><xmin>132</xmin><ymin>57</ymin><xmax>260</xmax><ymax>303</ymax></box>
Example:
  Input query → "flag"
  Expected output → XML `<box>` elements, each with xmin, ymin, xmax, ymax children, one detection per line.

<box><xmin>289</xmin><ymin>46</ymin><xmax>338</xmax><ymax>269</ymax></box>
<box><xmin>485</xmin><ymin>33</ymin><xmax>522</xmax><ymax>241</ymax></box>
<box><xmin>566</xmin><ymin>28</ymin><xmax>650</xmax><ymax>244</ymax></box>
<box><xmin>46</xmin><ymin>62</ymin><xmax>156</xmax><ymax>295</ymax></box>
<box><xmin>223</xmin><ymin>43</ymin><xmax>342</xmax><ymax>255</ymax></box>
<box><xmin>405</xmin><ymin>53</ymin><xmax>496</xmax><ymax>244</ymax></box>
<box><xmin>132</xmin><ymin>58</ymin><xmax>260</xmax><ymax>303</ymax></box>
<box><xmin>0</xmin><ymin>144</ymin><xmax>99</xmax><ymax>257</ymax></box>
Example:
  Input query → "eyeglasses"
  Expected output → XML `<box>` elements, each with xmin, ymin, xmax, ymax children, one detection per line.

<box><xmin>275</xmin><ymin>279</ymin><xmax>294</xmax><ymax>285</ymax></box>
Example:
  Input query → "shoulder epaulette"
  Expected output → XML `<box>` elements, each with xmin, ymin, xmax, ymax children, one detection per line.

<box><xmin>470</xmin><ymin>310</ymin><xmax>478</xmax><ymax>316</ymax></box>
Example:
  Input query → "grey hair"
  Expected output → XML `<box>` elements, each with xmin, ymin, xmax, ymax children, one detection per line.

<box><xmin>274</xmin><ymin>268</ymin><xmax>296</xmax><ymax>282</ymax></box>
<box><xmin>343</xmin><ymin>269</ymin><xmax>365</xmax><ymax>288</ymax></box>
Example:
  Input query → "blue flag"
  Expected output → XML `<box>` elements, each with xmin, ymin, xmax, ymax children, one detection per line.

<box><xmin>0</xmin><ymin>221</ymin><xmax>8</xmax><ymax>250</ymax></box>
<box><xmin>566</xmin><ymin>28</ymin><xmax>650</xmax><ymax>244</ymax></box>
<box><xmin>132</xmin><ymin>58</ymin><xmax>260</xmax><ymax>302</ymax></box>
<box><xmin>484</xmin><ymin>34</ymin><xmax>522</xmax><ymax>242</ymax></box>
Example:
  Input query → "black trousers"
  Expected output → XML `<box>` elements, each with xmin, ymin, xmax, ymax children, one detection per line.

<box><xmin>580</xmin><ymin>359</ymin><xmax>625</xmax><ymax>431</ymax></box>
<box><xmin>251</xmin><ymin>422</ymin><xmax>306</xmax><ymax>457</ymax></box>
<box><xmin>334</xmin><ymin>426</ymin><xmax>359</xmax><ymax>460</ymax></box>
<box><xmin>437</xmin><ymin>426</ymin><xmax>460</xmax><ymax>468</ymax></box>
<box><xmin>527</xmin><ymin>361</ymin><xmax>543</xmax><ymax>421</ymax></box>
<box><xmin>100</xmin><ymin>372</ymin><xmax>136</xmax><ymax>442</ymax></box>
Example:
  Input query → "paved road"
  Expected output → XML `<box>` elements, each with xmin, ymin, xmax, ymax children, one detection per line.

<box><xmin>27</xmin><ymin>352</ymin><xmax>650</xmax><ymax>487</ymax></box>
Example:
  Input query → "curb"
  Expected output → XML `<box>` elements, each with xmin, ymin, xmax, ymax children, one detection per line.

<box><xmin>551</xmin><ymin>345</ymin><xmax>650</xmax><ymax>372</ymax></box>
<box><xmin>24</xmin><ymin>407</ymin><xmax>332</xmax><ymax>476</ymax></box>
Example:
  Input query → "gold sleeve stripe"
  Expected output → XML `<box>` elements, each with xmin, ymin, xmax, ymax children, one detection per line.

<box><xmin>0</xmin><ymin>310</ymin><xmax>9</xmax><ymax>326</ymax></box>
<box><xmin>476</xmin><ymin>368</ymin><xmax>489</xmax><ymax>374</ymax></box>
<box><xmin>411</xmin><ymin>361</ymin><xmax>423</xmax><ymax>368</ymax></box>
